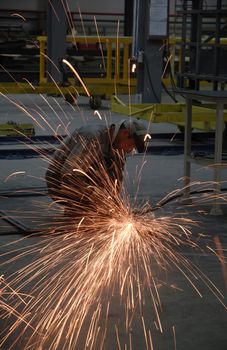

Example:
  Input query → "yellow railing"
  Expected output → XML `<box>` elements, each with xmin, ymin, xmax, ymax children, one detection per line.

<box><xmin>37</xmin><ymin>35</ymin><xmax>133</xmax><ymax>86</ymax></box>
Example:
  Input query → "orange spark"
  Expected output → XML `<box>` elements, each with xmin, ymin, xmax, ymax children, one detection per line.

<box><xmin>62</xmin><ymin>59</ymin><xmax>91</xmax><ymax>97</ymax></box>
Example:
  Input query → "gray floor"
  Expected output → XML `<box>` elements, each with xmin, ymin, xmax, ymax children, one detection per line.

<box><xmin>0</xmin><ymin>93</ymin><xmax>227</xmax><ymax>349</ymax></box>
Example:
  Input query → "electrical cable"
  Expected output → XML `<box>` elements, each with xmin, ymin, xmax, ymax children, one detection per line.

<box><xmin>161</xmin><ymin>45</ymin><xmax>179</xmax><ymax>103</ymax></box>
<box><xmin>163</xmin><ymin>44</ymin><xmax>183</xmax><ymax>101</ymax></box>
<box><xmin>162</xmin><ymin>81</ymin><xmax>178</xmax><ymax>103</ymax></box>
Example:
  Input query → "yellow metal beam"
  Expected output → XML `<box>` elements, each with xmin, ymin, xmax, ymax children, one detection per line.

<box><xmin>0</xmin><ymin>123</ymin><xmax>35</xmax><ymax>137</ymax></box>
<box><xmin>0</xmin><ymin>80</ymin><xmax>136</xmax><ymax>100</ymax></box>
<box><xmin>111</xmin><ymin>95</ymin><xmax>227</xmax><ymax>131</ymax></box>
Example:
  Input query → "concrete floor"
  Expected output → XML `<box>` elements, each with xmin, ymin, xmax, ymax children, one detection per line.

<box><xmin>0</xmin><ymin>93</ymin><xmax>227</xmax><ymax>349</ymax></box>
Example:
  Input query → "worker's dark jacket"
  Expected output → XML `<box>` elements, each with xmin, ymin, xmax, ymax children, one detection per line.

<box><xmin>45</xmin><ymin>124</ymin><xmax>125</xmax><ymax>205</ymax></box>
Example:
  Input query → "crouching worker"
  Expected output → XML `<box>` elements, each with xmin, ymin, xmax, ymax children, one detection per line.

<box><xmin>45</xmin><ymin>120</ymin><xmax>148</xmax><ymax>219</ymax></box>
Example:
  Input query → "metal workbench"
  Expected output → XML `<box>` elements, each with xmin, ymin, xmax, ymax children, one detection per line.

<box><xmin>176</xmin><ymin>89</ymin><xmax>227</xmax><ymax>215</ymax></box>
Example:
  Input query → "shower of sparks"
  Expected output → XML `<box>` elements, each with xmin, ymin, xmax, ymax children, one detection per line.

<box><xmin>0</xmin><ymin>128</ymin><xmax>226</xmax><ymax>349</ymax></box>
<box><xmin>0</xmin><ymin>177</ymin><xmax>201</xmax><ymax>348</ymax></box>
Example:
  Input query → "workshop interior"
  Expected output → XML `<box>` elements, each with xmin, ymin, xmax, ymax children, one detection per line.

<box><xmin>0</xmin><ymin>1</ymin><xmax>227</xmax><ymax>350</ymax></box>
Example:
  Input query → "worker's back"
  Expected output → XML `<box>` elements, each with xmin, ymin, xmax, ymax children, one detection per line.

<box><xmin>45</xmin><ymin>124</ymin><xmax>124</xmax><ymax>201</ymax></box>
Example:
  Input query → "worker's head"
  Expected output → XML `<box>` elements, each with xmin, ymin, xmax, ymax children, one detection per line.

<box><xmin>112</xmin><ymin>120</ymin><xmax>149</xmax><ymax>154</ymax></box>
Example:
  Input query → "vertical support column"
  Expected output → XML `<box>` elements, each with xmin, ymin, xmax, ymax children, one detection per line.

<box><xmin>189</xmin><ymin>0</ymin><xmax>202</xmax><ymax>89</ymax></box>
<box><xmin>210</xmin><ymin>101</ymin><xmax>223</xmax><ymax>215</ymax></box>
<box><xmin>133</xmin><ymin>0</ymin><xmax>146</xmax><ymax>102</ymax></box>
<box><xmin>184</xmin><ymin>98</ymin><xmax>192</xmax><ymax>197</ymax></box>
<box><xmin>179</xmin><ymin>0</ymin><xmax>187</xmax><ymax>88</ymax></box>
<box><xmin>213</xmin><ymin>0</ymin><xmax>222</xmax><ymax>90</ymax></box>
<box><xmin>124</xmin><ymin>0</ymin><xmax>134</xmax><ymax>36</ymax></box>
<box><xmin>143</xmin><ymin>41</ymin><xmax>163</xmax><ymax>103</ymax></box>
<box><xmin>133</xmin><ymin>0</ymin><xmax>165</xmax><ymax>103</ymax></box>
<box><xmin>46</xmin><ymin>0</ymin><xmax>67</xmax><ymax>83</ymax></box>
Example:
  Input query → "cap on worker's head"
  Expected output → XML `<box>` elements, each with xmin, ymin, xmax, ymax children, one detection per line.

<box><xmin>112</xmin><ymin>119</ymin><xmax>148</xmax><ymax>153</ymax></box>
